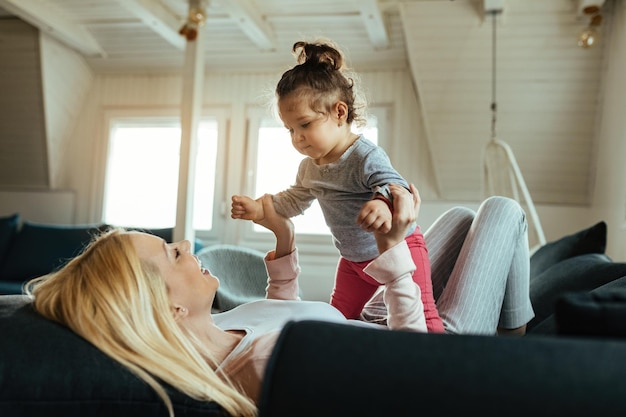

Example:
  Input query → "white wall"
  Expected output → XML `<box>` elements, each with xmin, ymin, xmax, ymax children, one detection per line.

<box><xmin>40</xmin><ymin>34</ymin><xmax>94</xmax><ymax>189</ymax></box>
<box><xmin>592</xmin><ymin>0</ymin><xmax>626</xmax><ymax>262</ymax></box>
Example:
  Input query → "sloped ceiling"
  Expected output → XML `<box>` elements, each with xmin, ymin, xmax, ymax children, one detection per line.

<box><xmin>400</xmin><ymin>0</ymin><xmax>608</xmax><ymax>204</ymax></box>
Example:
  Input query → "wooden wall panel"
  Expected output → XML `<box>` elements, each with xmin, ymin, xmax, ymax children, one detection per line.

<box><xmin>400</xmin><ymin>0</ymin><xmax>605</xmax><ymax>204</ymax></box>
<box><xmin>40</xmin><ymin>34</ymin><xmax>94</xmax><ymax>188</ymax></box>
<box><xmin>0</xmin><ymin>19</ymin><xmax>48</xmax><ymax>188</ymax></box>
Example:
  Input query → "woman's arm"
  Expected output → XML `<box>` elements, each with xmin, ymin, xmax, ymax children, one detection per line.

<box><xmin>253</xmin><ymin>194</ymin><xmax>300</xmax><ymax>300</ymax></box>
<box><xmin>254</xmin><ymin>194</ymin><xmax>295</xmax><ymax>259</ymax></box>
<box><xmin>364</xmin><ymin>184</ymin><xmax>427</xmax><ymax>332</ymax></box>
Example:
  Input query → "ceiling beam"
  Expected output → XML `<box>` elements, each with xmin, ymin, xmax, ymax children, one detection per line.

<box><xmin>218</xmin><ymin>0</ymin><xmax>276</xmax><ymax>51</ymax></box>
<box><xmin>117</xmin><ymin>0</ymin><xmax>186</xmax><ymax>50</ymax></box>
<box><xmin>0</xmin><ymin>0</ymin><xmax>106</xmax><ymax>57</ymax></box>
<box><xmin>359</xmin><ymin>0</ymin><xmax>389</xmax><ymax>49</ymax></box>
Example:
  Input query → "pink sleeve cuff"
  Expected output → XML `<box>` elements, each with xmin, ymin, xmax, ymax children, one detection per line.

<box><xmin>264</xmin><ymin>249</ymin><xmax>301</xmax><ymax>300</ymax></box>
<box><xmin>363</xmin><ymin>241</ymin><xmax>416</xmax><ymax>284</ymax></box>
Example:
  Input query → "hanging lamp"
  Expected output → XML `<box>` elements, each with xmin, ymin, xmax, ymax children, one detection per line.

<box><xmin>482</xmin><ymin>9</ymin><xmax>547</xmax><ymax>249</ymax></box>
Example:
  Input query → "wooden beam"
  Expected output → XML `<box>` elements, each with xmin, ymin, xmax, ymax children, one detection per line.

<box><xmin>219</xmin><ymin>0</ymin><xmax>276</xmax><ymax>51</ymax></box>
<box><xmin>117</xmin><ymin>0</ymin><xmax>186</xmax><ymax>51</ymax></box>
<box><xmin>0</xmin><ymin>0</ymin><xmax>105</xmax><ymax>57</ymax></box>
<box><xmin>359</xmin><ymin>0</ymin><xmax>389</xmax><ymax>49</ymax></box>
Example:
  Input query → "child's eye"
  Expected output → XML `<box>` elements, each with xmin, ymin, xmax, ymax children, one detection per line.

<box><xmin>301</xmin><ymin>122</ymin><xmax>310</xmax><ymax>129</ymax></box>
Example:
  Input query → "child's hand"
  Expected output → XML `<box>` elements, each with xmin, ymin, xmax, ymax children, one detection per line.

<box><xmin>357</xmin><ymin>199</ymin><xmax>392</xmax><ymax>233</ymax></box>
<box><xmin>373</xmin><ymin>184</ymin><xmax>419</xmax><ymax>253</ymax></box>
<box><xmin>231</xmin><ymin>195</ymin><xmax>265</xmax><ymax>221</ymax></box>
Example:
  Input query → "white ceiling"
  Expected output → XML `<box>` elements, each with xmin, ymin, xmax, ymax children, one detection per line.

<box><xmin>0</xmin><ymin>0</ymin><xmax>417</xmax><ymax>74</ymax></box>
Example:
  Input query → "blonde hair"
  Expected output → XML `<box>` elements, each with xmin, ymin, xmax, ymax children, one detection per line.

<box><xmin>275</xmin><ymin>38</ymin><xmax>367</xmax><ymax>128</ymax></box>
<box><xmin>26</xmin><ymin>229</ymin><xmax>257</xmax><ymax>417</ymax></box>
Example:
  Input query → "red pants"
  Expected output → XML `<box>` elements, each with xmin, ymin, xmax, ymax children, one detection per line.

<box><xmin>330</xmin><ymin>227</ymin><xmax>445</xmax><ymax>333</ymax></box>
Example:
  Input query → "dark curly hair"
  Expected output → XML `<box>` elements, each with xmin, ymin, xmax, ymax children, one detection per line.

<box><xmin>275</xmin><ymin>39</ymin><xmax>367</xmax><ymax>127</ymax></box>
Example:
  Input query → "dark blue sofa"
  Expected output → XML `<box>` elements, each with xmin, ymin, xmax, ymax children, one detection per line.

<box><xmin>0</xmin><ymin>213</ymin><xmax>203</xmax><ymax>295</ymax></box>
<box><xmin>2</xmin><ymin>216</ymin><xmax>626</xmax><ymax>416</ymax></box>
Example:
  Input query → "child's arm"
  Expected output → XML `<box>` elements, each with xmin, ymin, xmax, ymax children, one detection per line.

<box><xmin>231</xmin><ymin>195</ymin><xmax>265</xmax><ymax>222</ymax></box>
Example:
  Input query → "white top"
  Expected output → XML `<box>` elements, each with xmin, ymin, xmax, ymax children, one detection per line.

<box><xmin>212</xmin><ymin>242</ymin><xmax>426</xmax><ymax>403</ymax></box>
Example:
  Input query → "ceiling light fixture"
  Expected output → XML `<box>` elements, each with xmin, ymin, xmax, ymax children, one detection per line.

<box><xmin>179</xmin><ymin>1</ymin><xmax>208</xmax><ymax>42</ymax></box>
<box><xmin>578</xmin><ymin>5</ymin><xmax>603</xmax><ymax>49</ymax></box>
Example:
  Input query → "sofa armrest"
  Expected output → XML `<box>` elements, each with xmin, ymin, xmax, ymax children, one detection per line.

<box><xmin>260</xmin><ymin>320</ymin><xmax>626</xmax><ymax>417</ymax></box>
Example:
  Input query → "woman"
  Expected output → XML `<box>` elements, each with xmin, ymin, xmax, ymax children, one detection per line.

<box><xmin>26</xmin><ymin>185</ymin><xmax>533</xmax><ymax>416</ymax></box>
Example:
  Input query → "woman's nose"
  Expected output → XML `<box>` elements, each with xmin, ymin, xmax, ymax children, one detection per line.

<box><xmin>180</xmin><ymin>240</ymin><xmax>191</xmax><ymax>252</ymax></box>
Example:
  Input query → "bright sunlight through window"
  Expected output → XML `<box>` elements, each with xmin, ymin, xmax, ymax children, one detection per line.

<box><xmin>103</xmin><ymin>119</ymin><xmax>218</xmax><ymax>230</ymax></box>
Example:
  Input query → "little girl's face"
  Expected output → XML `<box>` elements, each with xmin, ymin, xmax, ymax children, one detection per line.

<box><xmin>278</xmin><ymin>95</ymin><xmax>346</xmax><ymax>165</ymax></box>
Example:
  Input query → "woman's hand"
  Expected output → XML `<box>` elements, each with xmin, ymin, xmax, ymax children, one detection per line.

<box><xmin>373</xmin><ymin>184</ymin><xmax>420</xmax><ymax>254</ymax></box>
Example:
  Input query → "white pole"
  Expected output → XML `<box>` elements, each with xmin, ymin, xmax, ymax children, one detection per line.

<box><xmin>173</xmin><ymin>0</ymin><xmax>206</xmax><ymax>246</ymax></box>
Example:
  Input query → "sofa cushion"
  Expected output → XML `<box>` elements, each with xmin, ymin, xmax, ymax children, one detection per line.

<box><xmin>0</xmin><ymin>295</ymin><xmax>226</xmax><ymax>417</ymax></box>
<box><xmin>0</xmin><ymin>213</ymin><xmax>19</xmax><ymax>266</ymax></box>
<box><xmin>530</xmin><ymin>221</ymin><xmax>606</xmax><ymax>279</ymax></box>
<box><xmin>554</xmin><ymin>277</ymin><xmax>626</xmax><ymax>338</ymax></box>
<box><xmin>528</xmin><ymin>253</ymin><xmax>626</xmax><ymax>332</ymax></box>
<box><xmin>0</xmin><ymin>222</ymin><xmax>107</xmax><ymax>283</ymax></box>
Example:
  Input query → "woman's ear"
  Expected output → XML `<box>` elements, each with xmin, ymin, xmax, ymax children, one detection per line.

<box><xmin>171</xmin><ymin>304</ymin><xmax>189</xmax><ymax>321</ymax></box>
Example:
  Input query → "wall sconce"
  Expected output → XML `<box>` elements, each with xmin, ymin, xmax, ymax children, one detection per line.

<box><xmin>578</xmin><ymin>5</ymin><xmax>603</xmax><ymax>48</ymax></box>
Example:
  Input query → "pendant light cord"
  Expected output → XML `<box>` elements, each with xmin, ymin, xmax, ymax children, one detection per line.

<box><xmin>490</xmin><ymin>10</ymin><xmax>497</xmax><ymax>142</ymax></box>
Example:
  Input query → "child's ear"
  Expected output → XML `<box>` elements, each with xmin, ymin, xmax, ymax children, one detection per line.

<box><xmin>334</xmin><ymin>101</ymin><xmax>349</xmax><ymax>122</ymax></box>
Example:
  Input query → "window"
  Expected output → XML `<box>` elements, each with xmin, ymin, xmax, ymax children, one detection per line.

<box><xmin>102</xmin><ymin>115</ymin><xmax>220</xmax><ymax>231</ymax></box>
<box><xmin>247</xmin><ymin>107</ymin><xmax>386</xmax><ymax>235</ymax></box>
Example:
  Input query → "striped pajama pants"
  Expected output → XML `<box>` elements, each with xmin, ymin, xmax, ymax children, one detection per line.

<box><xmin>425</xmin><ymin>196</ymin><xmax>535</xmax><ymax>334</ymax></box>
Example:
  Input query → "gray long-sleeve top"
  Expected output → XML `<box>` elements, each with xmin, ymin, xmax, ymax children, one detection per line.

<box><xmin>272</xmin><ymin>136</ymin><xmax>415</xmax><ymax>262</ymax></box>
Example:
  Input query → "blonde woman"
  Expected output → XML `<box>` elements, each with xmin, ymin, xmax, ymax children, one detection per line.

<box><xmin>26</xmin><ymin>184</ymin><xmax>428</xmax><ymax>416</ymax></box>
<box><xmin>26</xmin><ymin>184</ymin><xmax>533</xmax><ymax>416</ymax></box>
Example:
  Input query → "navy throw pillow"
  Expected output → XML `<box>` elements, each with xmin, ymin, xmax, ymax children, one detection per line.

<box><xmin>530</xmin><ymin>221</ymin><xmax>606</xmax><ymax>280</ymax></box>
<box><xmin>555</xmin><ymin>278</ymin><xmax>626</xmax><ymax>338</ymax></box>
<box><xmin>528</xmin><ymin>253</ymin><xmax>626</xmax><ymax>332</ymax></box>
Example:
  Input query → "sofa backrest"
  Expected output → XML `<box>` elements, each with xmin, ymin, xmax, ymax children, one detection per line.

<box><xmin>260</xmin><ymin>319</ymin><xmax>626</xmax><ymax>417</ymax></box>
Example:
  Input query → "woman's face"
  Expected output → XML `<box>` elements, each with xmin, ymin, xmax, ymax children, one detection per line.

<box><xmin>130</xmin><ymin>232</ymin><xmax>219</xmax><ymax>315</ymax></box>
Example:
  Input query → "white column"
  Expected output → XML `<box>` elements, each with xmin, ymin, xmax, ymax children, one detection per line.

<box><xmin>173</xmin><ymin>0</ymin><xmax>206</xmax><ymax>245</ymax></box>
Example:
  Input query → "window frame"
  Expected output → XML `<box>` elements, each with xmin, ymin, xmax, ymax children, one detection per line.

<box><xmin>98</xmin><ymin>106</ymin><xmax>229</xmax><ymax>241</ymax></box>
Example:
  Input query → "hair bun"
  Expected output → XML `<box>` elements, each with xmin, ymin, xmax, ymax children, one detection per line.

<box><xmin>292</xmin><ymin>40</ymin><xmax>343</xmax><ymax>71</ymax></box>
